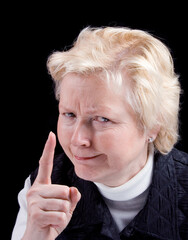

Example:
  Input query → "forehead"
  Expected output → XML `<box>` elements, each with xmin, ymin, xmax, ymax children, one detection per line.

<box><xmin>58</xmin><ymin>73</ymin><xmax>135</xmax><ymax>120</ymax></box>
<box><xmin>59</xmin><ymin>73</ymin><xmax>124</xmax><ymax>104</ymax></box>
<box><xmin>61</xmin><ymin>73</ymin><xmax>109</xmax><ymax>92</ymax></box>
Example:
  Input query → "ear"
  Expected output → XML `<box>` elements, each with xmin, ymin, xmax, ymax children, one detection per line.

<box><xmin>146</xmin><ymin>124</ymin><xmax>160</xmax><ymax>142</ymax></box>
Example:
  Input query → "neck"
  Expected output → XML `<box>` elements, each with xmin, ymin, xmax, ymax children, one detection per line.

<box><xmin>94</xmin><ymin>144</ymin><xmax>154</xmax><ymax>201</ymax></box>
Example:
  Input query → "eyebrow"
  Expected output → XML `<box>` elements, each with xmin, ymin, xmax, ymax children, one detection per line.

<box><xmin>58</xmin><ymin>103</ymin><xmax>113</xmax><ymax>115</ymax></box>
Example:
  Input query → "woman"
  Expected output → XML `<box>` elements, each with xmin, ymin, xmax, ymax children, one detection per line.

<box><xmin>12</xmin><ymin>27</ymin><xmax>188</xmax><ymax>240</ymax></box>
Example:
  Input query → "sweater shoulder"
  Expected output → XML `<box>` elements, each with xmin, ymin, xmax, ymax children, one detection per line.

<box><xmin>170</xmin><ymin>148</ymin><xmax>188</xmax><ymax>166</ymax></box>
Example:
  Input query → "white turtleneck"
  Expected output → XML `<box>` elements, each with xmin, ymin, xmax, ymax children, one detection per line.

<box><xmin>94</xmin><ymin>144</ymin><xmax>154</xmax><ymax>232</ymax></box>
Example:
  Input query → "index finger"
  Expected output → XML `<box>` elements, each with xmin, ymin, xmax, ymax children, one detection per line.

<box><xmin>36</xmin><ymin>131</ymin><xmax>56</xmax><ymax>184</ymax></box>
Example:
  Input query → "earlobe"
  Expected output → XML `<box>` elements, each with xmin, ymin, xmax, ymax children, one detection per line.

<box><xmin>147</xmin><ymin>137</ymin><xmax>154</xmax><ymax>143</ymax></box>
<box><xmin>147</xmin><ymin>125</ymin><xmax>160</xmax><ymax>143</ymax></box>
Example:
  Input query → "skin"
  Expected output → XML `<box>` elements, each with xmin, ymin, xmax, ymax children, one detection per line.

<box><xmin>22</xmin><ymin>132</ymin><xmax>81</xmax><ymax>240</ymax></box>
<box><xmin>23</xmin><ymin>72</ymin><xmax>157</xmax><ymax>239</ymax></box>
<box><xmin>57</xmin><ymin>73</ymin><xmax>155</xmax><ymax>187</ymax></box>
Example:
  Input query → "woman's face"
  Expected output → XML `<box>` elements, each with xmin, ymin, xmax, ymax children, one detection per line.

<box><xmin>57</xmin><ymin>73</ymin><xmax>149</xmax><ymax>187</ymax></box>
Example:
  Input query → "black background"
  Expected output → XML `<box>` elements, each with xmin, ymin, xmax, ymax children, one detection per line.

<box><xmin>4</xmin><ymin>3</ymin><xmax>187</xmax><ymax>238</ymax></box>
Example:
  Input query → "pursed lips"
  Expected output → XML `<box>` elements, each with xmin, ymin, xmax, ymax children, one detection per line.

<box><xmin>74</xmin><ymin>154</ymin><xmax>102</xmax><ymax>161</ymax></box>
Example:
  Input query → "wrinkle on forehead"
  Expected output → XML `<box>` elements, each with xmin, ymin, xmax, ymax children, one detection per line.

<box><xmin>58</xmin><ymin>72</ymin><xmax>135</xmax><ymax>119</ymax></box>
<box><xmin>59</xmin><ymin>72</ymin><xmax>129</xmax><ymax>101</ymax></box>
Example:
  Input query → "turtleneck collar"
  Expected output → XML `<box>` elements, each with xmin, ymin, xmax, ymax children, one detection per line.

<box><xmin>94</xmin><ymin>144</ymin><xmax>154</xmax><ymax>201</ymax></box>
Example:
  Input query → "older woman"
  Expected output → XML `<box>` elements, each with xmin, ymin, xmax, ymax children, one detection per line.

<box><xmin>12</xmin><ymin>27</ymin><xmax>188</xmax><ymax>240</ymax></box>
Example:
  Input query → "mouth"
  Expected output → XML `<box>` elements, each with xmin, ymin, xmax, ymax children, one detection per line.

<box><xmin>74</xmin><ymin>154</ymin><xmax>102</xmax><ymax>161</ymax></box>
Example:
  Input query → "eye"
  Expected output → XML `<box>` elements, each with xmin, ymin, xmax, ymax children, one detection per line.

<box><xmin>94</xmin><ymin>116</ymin><xmax>111</xmax><ymax>123</ymax></box>
<box><xmin>63</xmin><ymin>112</ymin><xmax>76</xmax><ymax>118</ymax></box>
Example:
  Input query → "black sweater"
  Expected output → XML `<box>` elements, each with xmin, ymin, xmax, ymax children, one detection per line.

<box><xmin>31</xmin><ymin>148</ymin><xmax>188</xmax><ymax>240</ymax></box>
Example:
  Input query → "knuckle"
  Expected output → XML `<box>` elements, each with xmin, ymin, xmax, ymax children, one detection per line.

<box><xmin>27</xmin><ymin>199</ymin><xmax>38</xmax><ymax>209</ymax></box>
<box><xmin>62</xmin><ymin>200</ymin><xmax>70</xmax><ymax>212</ymax></box>
<box><xmin>58</xmin><ymin>212</ymin><xmax>67</xmax><ymax>222</ymax></box>
<box><xmin>26</xmin><ymin>186</ymin><xmax>39</xmax><ymax>199</ymax></box>
<box><xmin>30</xmin><ymin>209</ymin><xmax>40</xmax><ymax>219</ymax></box>
<box><xmin>61</xmin><ymin>185</ymin><xmax>70</xmax><ymax>198</ymax></box>
<box><xmin>26</xmin><ymin>189</ymin><xmax>35</xmax><ymax>200</ymax></box>
<box><xmin>28</xmin><ymin>206</ymin><xmax>42</xmax><ymax>222</ymax></box>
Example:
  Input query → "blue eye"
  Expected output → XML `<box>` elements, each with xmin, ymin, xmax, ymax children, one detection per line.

<box><xmin>96</xmin><ymin>116</ymin><xmax>110</xmax><ymax>123</ymax></box>
<box><xmin>64</xmin><ymin>112</ymin><xmax>76</xmax><ymax>118</ymax></box>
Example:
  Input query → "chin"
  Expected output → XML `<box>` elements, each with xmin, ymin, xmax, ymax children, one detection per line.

<box><xmin>74</xmin><ymin>164</ymin><xmax>102</xmax><ymax>182</ymax></box>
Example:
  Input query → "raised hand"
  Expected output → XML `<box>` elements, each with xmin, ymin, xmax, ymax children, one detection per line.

<box><xmin>22</xmin><ymin>132</ymin><xmax>81</xmax><ymax>240</ymax></box>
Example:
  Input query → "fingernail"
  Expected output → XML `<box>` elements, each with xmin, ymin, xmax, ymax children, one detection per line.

<box><xmin>48</xmin><ymin>131</ymin><xmax>53</xmax><ymax>139</ymax></box>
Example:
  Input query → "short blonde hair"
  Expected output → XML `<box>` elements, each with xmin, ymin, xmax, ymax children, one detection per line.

<box><xmin>47</xmin><ymin>26</ymin><xmax>181</xmax><ymax>154</ymax></box>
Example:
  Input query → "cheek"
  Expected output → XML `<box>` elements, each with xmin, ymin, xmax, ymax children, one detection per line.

<box><xmin>95</xmin><ymin>129</ymin><xmax>126</xmax><ymax>157</ymax></box>
<box><xmin>57</xmin><ymin>117</ymin><xmax>71</xmax><ymax>150</ymax></box>
<box><xmin>96</xmin><ymin>126</ymin><xmax>145</xmax><ymax>158</ymax></box>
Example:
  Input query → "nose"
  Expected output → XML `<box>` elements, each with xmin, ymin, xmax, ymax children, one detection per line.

<box><xmin>71</xmin><ymin>120</ymin><xmax>91</xmax><ymax>148</ymax></box>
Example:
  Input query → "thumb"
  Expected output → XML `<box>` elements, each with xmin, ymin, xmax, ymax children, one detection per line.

<box><xmin>69</xmin><ymin>187</ymin><xmax>81</xmax><ymax>215</ymax></box>
<box><xmin>36</xmin><ymin>131</ymin><xmax>56</xmax><ymax>184</ymax></box>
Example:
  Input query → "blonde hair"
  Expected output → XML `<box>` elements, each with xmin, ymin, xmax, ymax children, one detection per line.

<box><xmin>47</xmin><ymin>26</ymin><xmax>181</xmax><ymax>154</ymax></box>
